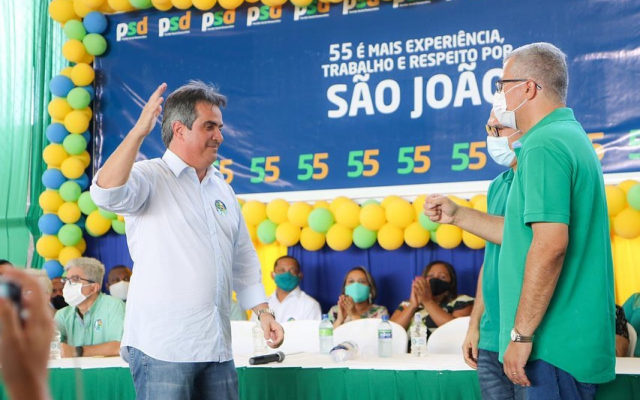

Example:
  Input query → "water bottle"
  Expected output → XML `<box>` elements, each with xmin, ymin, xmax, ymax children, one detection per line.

<box><xmin>50</xmin><ymin>330</ymin><xmax>61</xmax><ymax>360</ymax></box>
<box><xmin>410</xmin><ymin>313</ymin><xmax>427</xmax><ymax>357</ymax></box>
<box><xmin>252</xmin><ymin>321</ymin><xmax>268</xmax><ymax>355</ymax></box>
<box><xmin>378</xmin><ymin>315</ymin><xmax>393</xmax><ymax>358</ymax></box>
<box><xmin>319</xmin><ymin>314</ymin><xmax>334</xmax><ymax>354</ymax></box>
<box><xmin>330</xmin><ymin>341</ymin><xmax>359</xmax><ymax>363</ymax></box>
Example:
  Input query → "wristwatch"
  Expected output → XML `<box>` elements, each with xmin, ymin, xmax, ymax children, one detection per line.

<box><xmin>255</xmin><ymin>308</ymin><xmax>275</xmax><ymax>321</ymax></box>
<box><xmin>75</xmin><ymin>346</ymin><xmax>84</xmax><ymax>357</ymax></box>
<box><xmin>510</xmin><ymin>328</ymin><xmax>533</xmax><ymax>343</ymax></box>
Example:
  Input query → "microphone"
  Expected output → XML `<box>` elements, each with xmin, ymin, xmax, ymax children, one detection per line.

<box><xmin>248</xmin><ymin>351</ymin><xmax>285</xmax><ymax>365</ymax></box>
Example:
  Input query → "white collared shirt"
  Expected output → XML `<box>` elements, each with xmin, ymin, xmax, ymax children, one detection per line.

<box><xmin>90</xmin><ymin>150</ymin><xmax>266</xmax><ymax>362</ymax></box>
<box><xmin>251</xmin><ymin>286</ymin><xmax>322</xmax><ymax>324</ymax></box>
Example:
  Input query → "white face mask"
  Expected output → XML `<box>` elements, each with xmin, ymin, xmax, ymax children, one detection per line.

<box><xmin>62</xmin><ymin>281</ymin><xmax>89</xmax><ymax>307</ymax></box>
<box><xmin>492</xmin><ymin>82</ymin><xmax>528</xmax><ymax>129</ymax></box>
<box><xmin>486</xmin><ymin>130</ymin><xmax>521</xmax><ymax>167</ymax></box>
<box><xmin>109</xmin><ymin>281</ymin><xmax>130</xmax><ymax>301</ymax></box>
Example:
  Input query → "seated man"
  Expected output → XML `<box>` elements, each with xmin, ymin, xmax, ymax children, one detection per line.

<box><xmin>230</xmin><ymin>298</ymin><xmax>247</xmax><ymax>321</ymax></box>
<box><xmin>253</xmin><ymin>256</ymin><xmax>321</xmax><ymax>323</ymax></box>
<box><xmin>51</xmin><ymin>276</ymin><xmax>67</xmax><ymax>310</ymax></box>
<box><xmin>107</xmin><ymin>264</ymin><xmax>132</xmax><ymax>301</ymax></box>
<box><xmin>55</xmin><ymin>257</ymin><xmax>125</xmax><ymax>358</ymax></box>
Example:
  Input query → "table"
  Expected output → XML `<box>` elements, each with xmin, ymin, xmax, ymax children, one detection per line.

<box><xmin>0</xmin><ymin>355</ymin><xmax>638</xmax><ymax>399</ymax></box>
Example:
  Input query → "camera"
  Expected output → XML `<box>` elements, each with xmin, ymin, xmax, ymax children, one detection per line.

<box><xmin>0</xmin><ymin>279</ymin><xmax>22</xmax><ymax>311</ymax></box>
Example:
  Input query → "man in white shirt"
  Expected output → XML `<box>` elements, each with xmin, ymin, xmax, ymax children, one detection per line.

<box><xmin>253</xmin><ymin>256</ymin><xmax>322</xmax><ymax>323</ymax></box>
<box><xmin>90</xmin><ymin>81</ymin><xmax>284</xmax><ymax>400</ymax></box>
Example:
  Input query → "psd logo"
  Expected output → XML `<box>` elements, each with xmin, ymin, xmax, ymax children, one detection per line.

<box><xmin>393</xmin><ymin>0</ymin><xmax>431</xmax><ymax>8</ymax></box>
<box><xmin>294</xmin><ymin>0</ymin><xmax>330</xmax><ymax>21</ymax></box>
<box><xmin>247</xmin><ymin>5</ymin><xmax>282</xmax><ymax>27</ymax></box>
<box><xmin>342</xmin><ymin>0</ymin><xmax>379</xmax><ymax>14</ymax></box>
<box><xmin>115</xmin><ymin>17</ymin><xmax>148</xmax><ymax>42</ymax></box>
<box><xmin>201</xmin><ymin>10</ymin><xmax>236</xmax><ymax>31</ymax></box>
<box><xmin>159</xmin><ymin>11</ymin><xmax>191</xmax><ymax>37</ymax></box>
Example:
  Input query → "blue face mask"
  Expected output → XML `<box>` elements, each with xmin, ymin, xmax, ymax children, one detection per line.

<box><xmin>274</xmin><ymin>272</ymin><xmax>300</xmax><ymax>292</ymax></box>
<box><xmin>345</xmin><ymin>282</ymin><xmax>371</xmax><ymax>303</ymax></box>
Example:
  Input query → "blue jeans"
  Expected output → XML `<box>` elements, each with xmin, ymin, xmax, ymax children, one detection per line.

<box><xmin>477</xmin><ymin>349</ymin><xmax>525</xmax><ymax>400</ymax></box>
<box><xmin>524</xmin><ymin>359</ymin><xmax>597</xmax><ymax>400</ymax></box>
<box><xmin>128</xmin><ymin>347</ymin><xmax>239</xmax><ymax>400</ymax></box>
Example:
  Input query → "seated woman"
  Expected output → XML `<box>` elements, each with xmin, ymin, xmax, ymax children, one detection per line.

<box><xmin>328</xmin><ymin>266</ymin><xmax>388</xmax><ymax>328</ymax></box>
<box><xmin>391</xmin><ymin>260</ymin><xmax>473</xmax><ymax>338</ymax></box>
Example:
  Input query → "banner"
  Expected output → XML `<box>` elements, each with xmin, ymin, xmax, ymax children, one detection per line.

<box><xmin>94</xmin><ymin>0</ymin><xmax>640</xmax><ymax>196</ymax></box>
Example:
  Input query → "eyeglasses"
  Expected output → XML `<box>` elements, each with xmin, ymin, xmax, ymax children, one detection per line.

<box><xmin>62</xmin><ymin>276</ymin><xmax>96</xmax><ymax>285</ymax></box>
<box><xmin>485</xmin><ymin>125</ymin><xmax>502</xmax><ymax>137</ymax></box>
<box><xmin>495</xmin><ymin>79</ymin><xmax>542</xmax><ymax>93</ymax></box>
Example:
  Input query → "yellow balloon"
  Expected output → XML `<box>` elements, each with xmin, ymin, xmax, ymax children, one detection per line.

<box><xmin>60</xmin><ymin>67</ymin><xmax>74</xmax><ymax>78</ymax></box>
<box><xmin>290</xmin><ymin>0</ymin><xmax>312</xmax><ymax>5</ymax></box>
<box><xmin>326</xmin><ymin>224</ymin><xmax>352</xmax><ymax>251</ymax></box>
<box><xmin>329</xmin><ymin>196</ymin><xmax>351</xmax><ymax>214</ymax></box>
<box><xmin>82</xmin><ymin>0</ymin><xmax>105</xmax><ymax>7</ymax></box>
<box><xmin>242</xmin><ymin>200</ymin><xmax>267</xmax><ymax>226</ymax></box>
<box><xmin>61</xmin><ymin>157</ymin><xmax>86</xmax><ymax>179</ymax></box>
<box><xmin>49</xmin><ymin>0</ymin><xmax>78</xmax><ymax>23</ymax></box>
<box><xmin>59</xmin><ymin>246</ymin><xmax>82</xmax><ymax>267</ymax></box>
<box><xmin>359</xmin><ymin>203</ymin><xmax>386</xmax><ymax>231</ymax></box>
<box><xmin>462</xmin><ymin>230</ymin><xmax>485</xmax><ymax>250</ymax></box>
<box><xmin>288</xmin><ymin>202</ymin><xmax>313</xmax><ymax>228</ymax></box>
<box><xmin>385</xmin><ymin>198</ymin><xmax>414</xmax><ymax>228</ymax></box>
<box><xmin>436</xmin><ymin>225</ymin><xmax>462</xmax><ymax>249</ymax></box>
<box><xmin>37</xmin><ymin>235</ymin><xmax>64</xmax><ymax>259</ymax></box>
<box><xmin>74</xmin><ymin>151</ymin><xmax>91</xmax><ymax>169</ymax></box>
<box><xmin>108</xmin><ymin>0</ymin><xmax>135</xmax><ymax>11</ymax></box>
<box><xmin>276</xmin><ymin>222</ymin><xmax>301</xmax><ymax>247</ymax></box>
<box><xmin>43</xmin><ymin>144</ymin><xmax>70</xmax><ymax>168</ymax></box>
<box><xmin>75</xmin><ymin>237</ymin><xmax>87</xmax><ymax>254</ymax></box>
<box><xmin>472</xmin><ymin>195</ymin><xmax>488</xmax><ymax>213</ymax></box>
<box><xmin>619</xmin><ymin>180</ymin><xmax>639</xmax><ymax>195</ymax></box>
<box><xmin>605</xmin><ymin>185</ymin><xmax>627</xmax><ymax>217</ymax></box>
<box><xmin>261</xmin><ymin>0</ymin><xmax>286</xmax><ymax>5</ymax></box>
<box><xmin>79</xmin><ymin>52</ymin><xmax>94</xmax><ymax>65</ymax></box>
<box><xmin>412</xmin><ymin>195</ymin><xmax>426</xmax><ymax>219</ymax></box>
<box><xmin>313</xmin><ymin>200</ymin><xmax>330</xmax><ymax>210</ymax></box>
<box><xmin>404</xmin><ymin>222</ymin><xmax>429</xmax><ymax>248</ymax></box>
<box><xmin>613</xmin><ymin>207</ymin><xmax>640</xmax><ymax>239</ymax></box>
<box><xmin>449</xmin><ymin>195</ymin><xmax>472</xmax><ymax>209</ymax></box>
<box><xmin>152</xmin><ymin>0</ymin><xmax>174</xmax><ymax>9</ymax></box>
<box><xmin>335</xmin><ymin>201</ymin><xmax>360</xmax><ymax>229</ymax></box>
<box><xmin>377</xmin><ymin>223</ymin><xmax>403</xmax><ymax>250</ymax></box>
<box><xmin>218</xmin><ymin>0</ymin><xmax>243</xmax><ymax>8</ymax></box>
<box><xmin>381</xmin><ymin>195</ymin><xmax>402</xmax><ymax>209</ymax></box>
<box><xmin>71</xmin><ymin>63</ymin><xmax>95</xmax><ymax>86</ymax></box>
<box><xmin>59</xmin><ymin>202</ymin><xmax>82</xmax><ymax>224</ymax></box>
<box><xmin>73</xmin><ymin>0</ymin><xmax>95</xmax><ymax>18</ymax></box>
<box><xmin>469</xmin><ymin>194</ymin><xmax>485</xmax><ymax>208</ymax></box>
<box><xmin>117</xmin><ymin>214</ymin><xmax>125</xmax><ymax>222</ymax></box>
<box><xmin>98</xmin><ymin>1</ymin><xmax>115</xmax><ymax>11</ymax></box>
<box><xmin>39</xmin><ymin>190</ymin><xmax>65</xmax><ymax>213</ymax></box>
<box><xmin>247</xmin><ymin>223</ymin><xmax>257</xmax><ymax>243</ymax></box>
<box><xmin>193</xmin><ymin>0</ymin><xmax>217</xmax><ymax>9</ymax></box>
<box><xmin>48</xmin><ymin>98</ymin><xmax>73</xmax><ymax>120</ymax></box>
<box><xmin>86</xmin><ymin>210</ymin><xmax>112</xmax><ymax>236</ymax></box>
<box><xmin>64</xmin><ymin>110</ymin><xmax>90</xmax><ymax>134</ymax></box>
<box><xmin>245</xmin><ymin>0</ymin><xmax>259</xmax><ymax>3</ymax></box>
<box><xmin>62</xmin><ymin>39</ymin><xmax>86</xmax><ymax>63</ymax></box>
<box><xmin>266</xmin><ymin>199</ymin><xmax>289</xmax><ymax>224</ymax></box>
<box><xmin>171</xmin><ymin>0</ymin><xmax>193</xmax><ymax>9</ymax></box>
<box><xmin>80</xmin><ymin>106</ymin><xmax>93</xmax><ymax>121</ymax></box>
<box><xmin>300</xmin><ymin>227</ymin><xmax>325</xmax><ymax>251</ymax></box>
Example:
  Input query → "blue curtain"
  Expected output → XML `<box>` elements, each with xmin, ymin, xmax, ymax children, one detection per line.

<box><xmin>290</xmin><ymin>243</ymin><xmax>484</xmax><ymax>315</ymax></box>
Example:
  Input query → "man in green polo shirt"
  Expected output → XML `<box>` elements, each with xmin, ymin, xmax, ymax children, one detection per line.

<box><xmin>426</xmin><ymin>42</ymin><xmax>615</xmax><ymax>399</ymax></box>
<box><xmin>55</xmin><ymin>257</ymin><xmax>125</xmax><ymax>358</ymax></box>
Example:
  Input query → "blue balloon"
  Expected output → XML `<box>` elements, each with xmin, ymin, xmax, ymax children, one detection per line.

<box><xmin>42</xmin><ymin>169</ymin><xmax>67</xmax><ymax>189</ymax></box>
<box><xmin>49</xmin><ymin>75</ymin><xmax>74</xmax><ymax>98</ymax></box>
<box><xmin>82</xmin><ymin>130</ymin><xmax>91</xmax><ymax>143</ymax></box>
<box><xmin>83</xmin><ymin>12</ymin><xmax>108</xmax><ymax>34</ymax></box>
<box><xmin>76</xmin><ymin>214</ymin><xmax>87</xmax><ymax>231</ymax></box>
<box><xmin>46</xmin><ymin>123</ymin><xmax>69</xmax><ymax>144</ymax></box>
<box><xmin>43</xmin><ymin>260</ymin><xmax>64</xmax><ymax>279</ymax></box>
<box><xmin>38</xmin><ymin>214</ymin><xmax>64</xmax><ymax>235</ymax></box>
<box><xmin>72</xmin><ymin>173</ymin><xmax>90</xmax><ymax>190</ymax></box>
<box><xmin>82</xmin><ymin>85</ymin><xmax>95</xmax><ymax>101</ymax></box>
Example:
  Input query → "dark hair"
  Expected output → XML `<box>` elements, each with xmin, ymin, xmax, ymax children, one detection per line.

<box><xmin>108</xmin><ymin>265</ymin><xmax>132</xmax><ymax>280</ymax></box>
<box><xmin>341</xmin><ymin>266</ymin><xmax>378</xmax><ymax>301</ymax></box>
<box><xmin>273</xmin><ymin>256</ymin><xmax>300</xmax><ymax>271</ymax></box>
<box><xmin>422</xmin><ymin>260</ymin><xmax>458</xmax><ymax>303</ymax></box>
<box><xmin>0</xmin><ymin>259</ymin><xmax>11</xmax><ymax>266</ymax></box>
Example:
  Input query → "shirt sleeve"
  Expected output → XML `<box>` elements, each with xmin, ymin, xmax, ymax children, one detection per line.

<box><xmin>54</xmin><ymin>310</ymin><xmax>68</xmax><ymax>343</ymax></box>
<box><xmin>105</xmin><ymin>299</ymin><xmax>126</xmax><ymax>342</ymax></box>
<box><xmin>521</xmin><ymin>145</ymin><xmax>571</xmax><ymax>225</ymax></box>
<box><xmin>306</xmin><ymin>298</ymin><xmax>322</xmax><ymax>321</ymax></box>
<box><xmin>90</xmin><ymin>164</ymin><xmax>152</xmax><ymax>215</ymax></box>
<box><xmin>328</xmin><ymin>305</ymin><xmax>338</xmax><ymax>323</ymax></box>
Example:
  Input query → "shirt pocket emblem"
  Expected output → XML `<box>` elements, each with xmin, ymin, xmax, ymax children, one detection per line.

<box><xmin>215</xmin><ymin>200</ymin><xmax>228</xmax><ymax>216</ymax></box>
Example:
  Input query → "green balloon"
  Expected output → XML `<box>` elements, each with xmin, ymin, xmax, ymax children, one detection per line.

<box><xmin>353</xmin><ymin>225</ymin><xmax>377</xmax><ymax>249</ymax></box>
<box><xmin>257</xmin><ymin>219</ymin><xmax>277</xmax><ymax>244</ymax></box>
<box><xmin>361</xmin><ymin>199</ymin><xmax>380</xmax><ymax>207</ymax></box>
<box><xmin>419</xmin><ymin>213</ymin><xmax>440</xmax><ymax>231</ymax></box>
<box><xmin>58</xmin><ymin>224</ymin><xmax>83</xmax><ymax>246</ymax></box>
<box><xmin>59</xmin><ymin>181</ymin><xmax>82</xmax><ymax>202</ymax></box>
<box><xmin>112</xmin><ymin>220</ymin><xmax>126</xmax><ymax>235</ymax></box>
<box><xmin>308</xmin><ymin>208</ymin><xmax>334</xmax><ymax>234</ymax></box>
<box><xmin>130</xmin><ymin>0</ymin><xmax>153</xmax><ymax>8</ymax></box>
<box><xmin>82</xmin><ymin>34</ymin><xmax>107</xmax><ymax>56</ymax></box>
<box><xmin>62</xmin><ymin>134</ymin><xmax>88</xmax><ymax>155</ymax></box>
<box><xmin>99</xmin><ymin>208</ymin><xmax>117</xmax><ymax>220</ymax></box>
<box><xmin>628</xmin><ymin>185</ymin><xmax>640</xmax><ymax>211</ymax></box>
<box><xmin>430</xmin><ymin>230</ymin><xmax>438</xmax><ymax>244</ymax></box>
<box><xmin>78</xmin><ymin>191</ymin><xmax>97</xmax><ymax>215</ymax></box>
<box><xmin>67</xmin><ymin>87</ymin><xmax>91</xmax><ymax>110</ymax></box>
<box><xmin>63</xmin><ymin>20</ymin><xmax>86</xmax><ymax>41</ymax></box>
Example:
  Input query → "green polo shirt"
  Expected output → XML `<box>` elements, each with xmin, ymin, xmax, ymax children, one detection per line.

<box><xmin>498</xmin><ymin>108</ymin><xmax>615</xmax><ymax>384</ymax></box>
<box><xmin>478</xmin><ymin>168</ymin><xmax>513</xmax><ymax>352</ymax></box>
<box><xmin>54</xmin><ymin>293</ymin><xmax>126</xmax><ymax>346</ymax></box>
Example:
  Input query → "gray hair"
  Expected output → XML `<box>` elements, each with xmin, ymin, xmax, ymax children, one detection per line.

<box><xmin>504</xmin><ymin>42</ymin><xmax>568</xmax><ymax>104</ymax></box>
<box><xmin>160</xmin><ymin>80</ymin><xmax>227</xmax><ymax>148</ymax></box>
<box><xmin>24</xmin><ymin>269</ymin><xmax>52</xmax><ymax>295</ymax></box>
<box><xmin>65</xmin><ymin>257</ymin><xmax>105</xmax><ymax>284</ymax></box>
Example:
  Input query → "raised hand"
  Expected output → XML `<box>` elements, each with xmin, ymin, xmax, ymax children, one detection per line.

<box><xmin>423</xmin><ymin>194</ymin><xmax>459</xmax><ymax>225</ymax></box>
<box><xmin>132</xmin><ymin>83</ymin><xmax>167</xmax><ymax>139</ymax></box>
